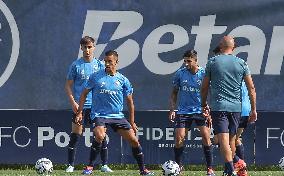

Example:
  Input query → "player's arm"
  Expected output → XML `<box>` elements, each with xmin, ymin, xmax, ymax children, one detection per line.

<box><xmin>201</xmin><ymin>76</ymin><xmax>210</xmax><ymax>117</ymax></box>
<box><xmin>65</xmin><ymin>79</ymin><xmax>78</xmax><ymax>113</ymax></box>
<box><xmin>75</xmin><ymin>88</ymin><xmax>90</xmax><ymax>125</ymax></box>
<box><xmin>244</xmin><ymin>75</ymin><xmax>257</xmax><ymax>122</ymax></box>
<box><xmin>126</xmin><ymin>94</ymin><xmax>137</xmax><ymax>134</ymax></box>
<box><xmin>169</xmin><ymin>88</ymin><xmax>178</xmax><ymax>122</ymax></box>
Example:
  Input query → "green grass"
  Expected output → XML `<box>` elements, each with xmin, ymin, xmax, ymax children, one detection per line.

<box><xmin>0</xmin><ymin>170</ymin><xmax>283</xmax><ymax>176</ymax></box>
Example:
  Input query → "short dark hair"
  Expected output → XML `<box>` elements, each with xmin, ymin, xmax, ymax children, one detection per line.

<box><xmin>105</xmin><ymin>50</ymin><xmax>118</xmax><ymax>57</ymax></box>
<box><xmin>213</xmin><ymin>46</ymin><xmax>220</xmax><ymax>54</ymax></box>
<box><xmin>80</xmin><ymin>36</ymin><xmax>95</xmax><ymax>45</ymax></box>
<box><xmin>183</xmin><ymin>49</ymin><xmax>197</xmax><ymax>59</ymax></box>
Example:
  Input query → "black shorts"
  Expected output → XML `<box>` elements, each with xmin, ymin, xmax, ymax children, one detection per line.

<box><xmin>211</xmin><ymin>111</ymin><xmax>240</xmax><ymax>135</ymax></box>
<box><xmin>93</xmin><ymin>117</ymin><xmax>131</xmax><ymax>132</ymax></box>
<box><xmin>174</xmin><ymin>114</ymin><xmax>206</xmax><ymax>128</ymax></box>
<box><xmin>72</xmin><ymin>108</ymin><xmax>92</xmax><ymax>126</ymax></box>
<box><xmin>239</xmin><ymin>116</ymin><xmax>249</xmax><ymax>129</ymax></box>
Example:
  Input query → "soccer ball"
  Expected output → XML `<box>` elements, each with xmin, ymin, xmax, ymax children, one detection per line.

<box><xmin>162</xmin><ymin>160</ymin><xmax>180</xmax><ymax>176</ymax></box>
<box><xmin>35</xmin><ymin>158</ymin><xmax>53</xmax><ymax>175</ymax></box>
<box><xmin>279</xmin><ymin>157</ymin><xmax>284</xmax><ymax>170</ymax></box>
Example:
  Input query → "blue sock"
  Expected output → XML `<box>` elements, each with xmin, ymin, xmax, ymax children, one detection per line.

<box><xmin>174</xmin><ymin>146</ymin><xmax>184</xmax><ymax>166</ymax></box>
<box><xmin>67</xmin><ymin>133</ymin><xmax>80</xmax><ymax>166</ymax></box>
<box><xmin>203</xmin><ymin>145</ymin><xmax>213</xmax><ymax>168</ymax></box>
<box><xmin>100</xmin><ymin>137</ymin><xmax>108</xmax><ymax>165</ymax></box>
<box><xmin>132</xmin><ymin>146</ymin><xmax>145</xmax><ymax>172</ymax></box>
<box><xmin>233</xmin><ymin>155</ymin><xmax>240</xmax><ymax>163</ymax></box>
<box><xmin>88</xmin><ymin>140</ymin><xmax>102</xmax><ymax>166</ymax></box>
<box><xmin>225</xmin><ymin>161</ymin><xmax>234</xmax><ymax>174</ymax></box>
<box><xmin>236</xmin><ymin>144</ymin><xmax>244</xmax><ymax>160</ymax></box>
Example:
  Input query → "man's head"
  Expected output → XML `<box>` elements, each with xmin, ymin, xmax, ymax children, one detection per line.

<box><xmin>183</xmin><ymin>49</ymin><xmax>198</xmax><ymax>71</ymax></box>
<box><xmin>219</xmin><ymin>36</ymin><xmax>235</xmax><ymax>53</ymax></box>
<box><xmin>80</xmin><ymin>36</ymin><xmax>95</xmax><ymax>60</ymax></box>
<box><xmin>104</xmin><ymin>50</ymin><xmax>118</xmax><ymax>75</ymax></box>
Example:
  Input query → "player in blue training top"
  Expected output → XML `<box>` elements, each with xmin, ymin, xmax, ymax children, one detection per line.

<box><xmin>201</xmin><ymin>36</ymin><xmax>257</xmax><ymax>176</ymax></box>
<box><xmin>65</xmin><ymin>36</ymin><xmax>112</xmax><ymax>173</ymax></box>
<box><xmin>76</xmin><ymin>50</ymin><xmax>154</xmax><ymax>176</ymax></box>
<box><xmin>169</xmin><ymin>50</ymin><xmax>215</xmax><ymax>176</ymax></box>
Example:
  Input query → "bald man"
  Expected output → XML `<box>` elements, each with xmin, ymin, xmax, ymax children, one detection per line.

<box><xmin>201</xmin><ymin>36</ymin><xmax>257</xmax><ymax>176</ymax></box>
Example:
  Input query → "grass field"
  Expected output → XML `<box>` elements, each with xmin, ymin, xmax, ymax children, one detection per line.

<box><xmin>0</xmin><ymin>170</ymin><xmax>283</xmax><ymax>176</ymax></box>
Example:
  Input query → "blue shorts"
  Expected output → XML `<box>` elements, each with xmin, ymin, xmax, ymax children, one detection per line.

<box><xmin>72</xmin><ymin>108</ymin><xmax>92</xmax><ymax>126</ymax></box>
<box><xmin>174</xmin><ymin>114</ymin><xmax>206</xmax><ymax>128</ymax></box>
<box><xmin>239</xmin><ymin>116</ymin><xmax>249</xmax><ymax>129</ymax></box>
<box><xmin>211</xmin><ymin>111</ymin><xmax>240</xmax><ymax>135</ymax></box>
<box><xmin>93</xmin><ymin>117</ymin><xmax>131</xmax><ymax>132</ymax></box>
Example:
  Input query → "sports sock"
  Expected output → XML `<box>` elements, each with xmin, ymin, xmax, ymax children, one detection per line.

<box><xmin>67</xmin><ymin>133</ymin><xmax>80</xmax><ymax>166</ymax></box>
<box><xmin>132</xmin><ymin>146</ymin><xmax>145</xmax><ymax>172</ymax></box>
<box><xmin>174</xmin><ymin>146</ymin><xmax>184</xmax><ymax>166</ymax></box>
<box><xmin>88</xmin><ymin>139</ymin><xmax>102</xmax><ymax>166</ymax></box>
<box><xmin>233</xmin><ymin>155</ymin><xmax>240</xmax><ymax>163</ymax></box>
<box><xmin>100</xmin><ymin>137</ymin><xmax>108</xmax><ymax>165</ymax></box>
<box><xmin>236</xmin><ymin>144</ymin><xmax>245</xmax><ymax>160</ymax></box>
<box><xmin>203</xmin><ymin>145</ymin><xmax>213</xmax><ymax>168</ymax></box>
<box><xmin>225</xmin><ymin>161</ymin><xmax>234</xmax><ymax>174</ymax></box>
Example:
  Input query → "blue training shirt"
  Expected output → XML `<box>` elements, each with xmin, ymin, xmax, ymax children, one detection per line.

<box><xmin>241</xmin><ymin>81</ymin><xmax>251</xmax><ymax>117</ymax></box>
<box><xmin>66</xmin><ymin>57</ymin><xmax>105</xmax><ymax>108</ymax></box>
<box><xmin>85</xmin><ymin>70</ymin><xmax>133</xmax><ymax>119</ymax></box>
<box><xmin>172</xmin><ymin>67</ymin><xmax>205</xmax><ymax>114</ymax></box>
<box><xmin>205</xmin><ymin>54</ymin><xmax>250</xmax><ymax>112</ymax></box>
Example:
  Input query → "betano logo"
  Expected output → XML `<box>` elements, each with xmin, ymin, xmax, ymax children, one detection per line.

<box><xmin>79</xmin><ymin>11</ymin><xmax>284</xmax><ymax>75</ymax></box>
<box><xmin>0</xmin><ymin>0</ymin><xmax>20</xmax><ymax>88</ymax></box>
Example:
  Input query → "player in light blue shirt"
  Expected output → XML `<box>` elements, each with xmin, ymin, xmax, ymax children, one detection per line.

<box><xmin>169</xmin><ymin>50</ymin><xmax>215</xmax><ymax>176</ymax></box>
<box><xmin>65</xmin><ymin>36</ymin><xmax>112</xmax><ymax>173</ymax></box>
<box><xmin>76</xmin><ymin>50</ymin><xmax>153</xmax><ymax>176</ymax></box>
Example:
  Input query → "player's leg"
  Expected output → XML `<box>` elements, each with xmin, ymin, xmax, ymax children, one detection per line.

<box><xmin>66</xmin><ymin>111</ymin><xmax>85</xmax><ymax>172</ymax></box>
<box><xmin>100</xmin><ymin>133</ymin><xmax>113</xmax><ymax>172</ymax></box>
<box><xmin>174</xmin><ymin>115</ymin><xmax>191</xmax><ymax>167</ymax></box>
<box><xmin>82</xmin><ymin>118</ymin><xmax>106</xmax><ymax>175</ymax></box>
<box><xmin>196</xmin><ymin>115</ymin><xmax>215</xmax><ymax>176</ymax></box>
<box><xmin>116</xmin><ymin>119</ymin><xmax>153</xmax><ymax>175</ymax></box>
<box><xmin>235</xmin><ymin>128</ymin><xmax>244</xmax><ymax>159</ymax></box>
<box><xmin>211</xmin><ymin>111</ymin><xmax>236</xmax><ymax>176</ymax></box>
<box><xmin>235</xmin><ymin>116</ymin><xmax>248</xmax><ymax>160</ymax></box>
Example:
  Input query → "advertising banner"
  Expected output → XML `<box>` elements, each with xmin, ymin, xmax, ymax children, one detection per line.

<box><xmin>255</xmin><ymin>112</ymin><xmax>284</xmax><ymax>165</ymax></box>
<box><xmin>0</xmin><ymin>0</ymin><xmax>284</xmax><ymax>111</ymax></box>
<box><xmin>0</xmin><ymin>110</ymin><xmax>256</xmax><ymax>165</ymax></box>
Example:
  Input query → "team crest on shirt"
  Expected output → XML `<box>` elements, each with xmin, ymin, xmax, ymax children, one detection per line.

<box><xmin>197</xmin><ymin>79</ymin><xmax>202</xmax><ymax>85</ymax></box>
<box><xmin>115</xmin><ymin>80</ymin><xmax>121</xmax><ymax>87</ymax></box>
<box><xmin>93</xmin><ymin>64</ymin><xmax>99</xmax><ymax>71</ymax></box>
<box><xmin>182</xmin><ymin>80</ymin><xmax>188</xmax><ymax>83</ymax></box>
<box><xmin>100</xmin><ymin>81</ymin><xmax>106</xmax><ymax>87</ymax></box>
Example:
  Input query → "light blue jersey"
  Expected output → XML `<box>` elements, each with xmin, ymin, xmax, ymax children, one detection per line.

<box><xmin>205</xmin><ymin>54</ymin><xmax>250</xmax><ymax>112</ymax></box>
<box><xmin>172</xmin><ymin>67</ymin><xmax>205</xmax><ymax>114</ymax></box>
<box><xmin>85</xmin><ymin>70</ymin><xmax>133</xmax><ymax>119</ymax></box>
<box><xmin>67</xmin><ymin>58</ymin><xmax>104</xmax><ymax>108</ymax></box>
<box><xmin>241</xmin><ymin>81</ymin><xmax>251</xmax><ymax>117</ymax></box>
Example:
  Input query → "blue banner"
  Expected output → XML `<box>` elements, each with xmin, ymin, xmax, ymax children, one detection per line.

<box><xmin>0</xmin><ymin>0</ymin><xmax>284</xmax><ymax>111</ymax></box>
<box><xmin>0</xmin><ymin>110</ymin><xmax>256</xmax><ymax>165</ymax></box>
<box><xmin>255</xmin><ymin>112</ymin><xmax>284</xmax><ymax>165</ymax></box>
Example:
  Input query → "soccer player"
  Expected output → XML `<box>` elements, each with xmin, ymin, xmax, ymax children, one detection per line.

<box><xmin>212</xmin><ymin>45</ymin><xmax>251</xmax><ymax>173</ymax></box>
<box><xmin>76</xmin><ymin>50</ymin><xmax>154</xmax><ymax>175</ymax></box>
<box><xmin>201</xmin><ymin>36</ymin><xmax>257</xmax><ymax>176</ymax></box>
<box><xmin>169</xmin><ymin>50</ymin><xmax>215</xmax><ymax>176</ymax></box>
<box><xmin>65</xmin><ymin>36</ymin><xmax>112</xmax><ymax>173</ymax></box>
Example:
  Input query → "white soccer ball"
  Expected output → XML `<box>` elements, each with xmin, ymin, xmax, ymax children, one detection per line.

<box><xmin>279</xmin><ymin>157</ymin><xmax>284</xmax><ymax>171</ymax></box>
<box><xmin>162</xmin><ymin>160</ymin><xmax>180</xmax><ymax>176</ymax></box>
<box><xmin>35</xmin><ymin>158</ymin><xmax>53</xmax><ymax>175</ymax></box>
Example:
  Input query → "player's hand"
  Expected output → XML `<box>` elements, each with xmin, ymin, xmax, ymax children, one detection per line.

<box><xmin>71</xmin><ymin>102</ymin><xmax>79</xmax><ymax>114</ymax></box>
<box><xmin>206</xmin><ymin>115</ymin><xmax>212</xmax><ymax>129</ymax></box>
<box><xmin>248</xmin><ymin>110</ymin><xmax>257</xmax><ymax>123</ymax></box>
<box><xmin>202</xmin><ymin>105</ymin><xmax>210</xmax><ymax>117</ymax></box>
<box><xmin>169</xmin><ymin>110</ymin><xmax>176</xmax><ymax>123</ymax></box>
<box><xmin>75</xmin><ymin>112</ymin><xmax>83</xmax><ymax>125</ymax></box>
<box><xmin>130</xmin><ymin>122</ymin><xmax>138</xmax><ymax>134</ymax></box>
